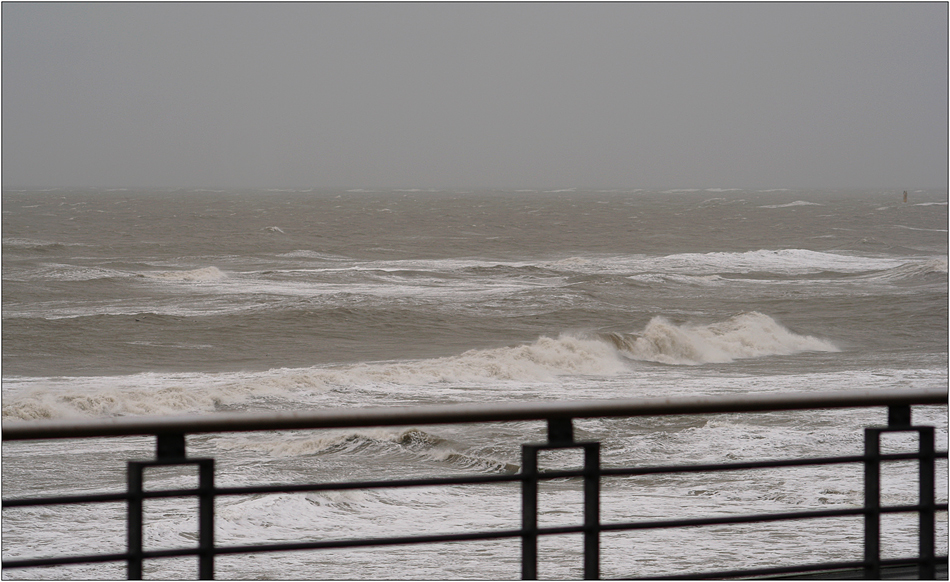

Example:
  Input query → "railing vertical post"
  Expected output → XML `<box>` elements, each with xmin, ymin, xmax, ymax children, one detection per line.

<box><xmin>864</xmin><ymin>428</ymin><xmax>881</xmax><ymax>579</ymax></box>
<box><xmin>156</xmin><ymin>433</ymin><xmax>186</xmax><ymax>460</ymax></box>
<box><xmin>888</xmin><ymin>404</ymin><xmax>911</xmax><ymax>428</ymax></box>
<box><xmin>583</xmin><ymin>443</ymin><xmax>600</xmax><ymax>580</ymax></box>
<box><xmin>127</xmin><ymin>462</ymin><xmax>144</xmax><ymax>580</ymax></box>
<box><xmin>198</xmin><ymin>459</ymin><xmax>215</xmax><ymax>580</ymax></box>
<box><xmin>522</xmin><ymin>445</ymin><xmax>539</xmax><ymax>580</ymax></box>
<box><xmin>918</xmin><ymin>427</ymin><xmax>935</xmax><ymax>579</ymax></box>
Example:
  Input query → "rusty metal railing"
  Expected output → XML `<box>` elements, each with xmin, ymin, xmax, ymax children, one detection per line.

<box><xmin>3</xmin><ymin>388</ymin><xmax>948</xmax><ymax>579</ymax></box>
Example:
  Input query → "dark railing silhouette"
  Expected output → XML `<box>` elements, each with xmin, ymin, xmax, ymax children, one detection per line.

<box><xmin>3</xmin><ymin>388</ymin><xmax>947</xmax><ymax>580</ymax></box>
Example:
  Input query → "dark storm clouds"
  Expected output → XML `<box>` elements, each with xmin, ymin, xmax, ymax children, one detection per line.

<box><xmin>2</xmin><ymin>2</ymin><xmax>946</xmax><ymax>190</ymax></box>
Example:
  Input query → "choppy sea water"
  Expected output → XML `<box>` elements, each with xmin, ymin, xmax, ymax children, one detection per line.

<box><xmin>2</xmin><ymin>188</ymin><xmax>947</xmax><ymax>579</ymax></box>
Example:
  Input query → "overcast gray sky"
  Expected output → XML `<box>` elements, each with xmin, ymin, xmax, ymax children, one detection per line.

<box><xmin>2</xmin><ymin>2</ymin><xmax>947</xmax><ymax>190</ymax></box>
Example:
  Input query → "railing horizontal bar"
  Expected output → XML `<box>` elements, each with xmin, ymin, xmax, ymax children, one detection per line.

<box><xmin>601</xmin><ymin>450</ymin><xmax>949</xmax><ymax>478</ymax></box>
<box><xmin>4</xmin><ymin>388</ymin><xmax>945</xmax><ymax>441</ymax></box>
<box><xmin>214</xmin><ymin>527</ymin><xmax>525</xmax><ymax>555</ymax></box>
<box><xmin>214</xmin><ymin>472</ymin><xmax>523</xmax><ymax>496</ymax></box>
<box><xmin>602</xmin><ymin>454</ymin><xmax>863</xmax><ymax>477</ymax></box>
<box><xmin>2</xmin><ymin>492</ymin><xmax>129</xmax><ymax>508</ymax></box>
<box><xmin>620</xmin><ymin>556</ymin><xmax>950</xmax><ymax>580</ymax></box>
<box><xmin>620</xmin><ymin>559</ymin><xmax>870</xmax><ymax>580</ymax></box>
<box><xmin>1</xmin><ymin>552</ymin><xmax>128</xmax><ymax>569</ymax></box>
<box><xmin>7</xmin><ymin>451</ymin><xmax>947</xmax><ymax>509</ymax></box>
<box><xmin>600</xmin><ymin>504</ymin><xmax>941</xmax><ymax>533</ymax></box>
<box><xmin>2</xmin><ymin>529</ymin><xmax>528</xmax><ymax>569</ymax></box>
<box><xmin>2</xmin><ymin>475</ymin><xmax>521</xmax><ymax>509</ymax></box>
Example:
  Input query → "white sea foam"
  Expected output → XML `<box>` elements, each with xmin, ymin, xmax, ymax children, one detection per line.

<box><xmin>329</xmin><ymin>335</ymin><xmax>629</xmax><ymax>388</ymax></box>
<box><xmin>0</xmin><ymin>370</ymin><xmax>301</xmax><ymax>420</ymax></box>
<box><xmin>2</xmin><ymin>238</ymin><xmax>66</xmax><ymax>249</ymax></box>
<box><xmin>1</xmin><ymin>313</ymin><xmax>842</xmax><ymax>420</ymax></box>
<box><xmin>853</xmin><ymin>257</ymin><xmax>948</xmax><ymax>282</ymax></box>
<box><xmin>2</xmin><ymin>383</ymin><xmax>238</xmax><ymax>420</ymax></box>
<box><xmin>277</xmin><ymin>250</ymin><xmax>351</xmax><ymax>260</ymax></box>
<box><xmin>261</xmin><ymin>251</ymin><xmax>905</xmax><ymax>281</ymax></box>
<box><xmin>9</xmin><ymin>264</ymin><xmax>133</xmax><ymax>282</ymax></box>
<box><xmin>758</xmin><ymin>201</ymin><xmax>822</xmax><ymax>209</ymax></box>
<box><xmin>0</xmin><ymin>336</ymin><xmax>623</xmax><ymax>420</ymax></box>
<box><xmin>893</xmin><ymin>225</ymin><xmax>949</xmax><ymax>233</ymax></box>
<box><xmin>529</xmin><ymin>250</ymin><xmax>905</xmax><ymax>277</ymax></box>
<box><xmin>603</xmin><ymin>312</ymin><xmax>838</xmax><ymax>365</ymax></box>
<box><xmin>146</xmin><ymin>266</ymin><xmax>227</xmax><ymax>281</ymax></box>
<box><xmin>626</xmin><ymin>273</ymin><xmax>728</xmax><ymax>286</ymax></box>
<box><xmin>624</xmin><ymin>249</ymin><xmax>903</xmax><ymax>276</ymax></box>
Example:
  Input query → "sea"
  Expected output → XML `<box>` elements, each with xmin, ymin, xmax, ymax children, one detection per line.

<box><xmin>2</xmin><ymin>188</ymin><xmax>948</xmax><ymax>580</ymax></box>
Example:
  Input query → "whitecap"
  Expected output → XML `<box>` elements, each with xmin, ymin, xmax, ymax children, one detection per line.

<box><xmin>601</xmin><ymin>312</ymin><xmax>838</xmax><ymax>365</ymax></box>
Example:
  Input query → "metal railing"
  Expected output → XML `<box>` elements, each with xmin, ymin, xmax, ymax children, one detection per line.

<box><xmin>3</xmin><ymin>387</ymin><xmax>948</xmax><ymax>580</ymax></box>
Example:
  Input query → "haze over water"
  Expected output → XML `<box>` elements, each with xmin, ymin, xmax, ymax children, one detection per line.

<box><xmin>2</xmin><ymin>187</ymin><xmax>946</xmax><ymax>578</ymax></box>
<box><xmin>3</xmin><ymin>2</ymin><xmax>948</xmax><ymax>578</ymax></box>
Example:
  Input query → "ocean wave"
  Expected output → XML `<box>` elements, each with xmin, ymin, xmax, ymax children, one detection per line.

<box><xmin>624</xmin><ymin>255</ymin><xmax>945</xmax><ymax>284</ymax></box>
<box><xmin>0</xmin><ymin>369</ymin><xmax>309</xmax><ymax>421</ymax></box>
<box><xmin>1</xmin><ymin>313</ymin><xmax>841</xmax><ymax>421</ymax></box>
<box><xmin>599</xmin><ymin>312</ymin><xmax>838</xmax><ymax>365</ymax></box>
<box><xmin>2</xmin><ymin>384</ymin><xmax>240</xmax><ymax>421</ymax></box>
<box><xmin>531</xmin><ymin>250</ymin><xmax>904</xmax><ymax>278</ymax></box>
<box><xmin>626</xmin><ymin>273</ymin><xmax>728</xmax><ymax>286</ymax></box>
<box><xmin>633</xmin><ymin>249</ymin><xmax>902</xmax><ymax>276</ymax></box>
<box><xmin>892</xmin><ymin>225</ymin><xmax>949</xmax><ymax>233</ymax></box>
<box><xmin>7</xmin><ymin>264</ymin><xmax>134</xmax><ymax>282</ymax></box>
<box><xmin>1</xmin><ymin>238</ymin><xmax>78</xmax><ymax>251</ymax></box>
<box><xmin>220</xmin><ymin>428</ymin><xmax>519</xmax><ymax>473</ymax></box>
<box><xmin>331</xmin><ymin>335</ymin><xmax>630</xmax><ymax>386</ymax></box>
<box><xmin>144</xmin><ymin>266</ymin><xmax>227</xmax><ymax>282</ymax></box>
<box><xmin>246</xmin><ymin>250</ymin><xmax>909</xmax><ymax>282</ymax></box>
<box><xmin>0</xmin><ymin>336</ymin><xmax>628</xmax><ymax>420</ymax></box>
<box><xmin>758</xmin><ymin>201</ymin><xmax>822</xmax><ymax>209</ymax></box>
<box><xmin>277</xmin><ymin>250</ymin><xmax>351</xmax><ymax>261</ymax></box>
<box><xmin>851</xmin><ymin>257</ymin><xmax>948</xmax><ymax>282</ymax></box>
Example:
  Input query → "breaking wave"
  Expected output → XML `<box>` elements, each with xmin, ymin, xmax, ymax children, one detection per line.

<box><xmin>2</xmin><ymin>313</ymin><xmax>836</xmax><ymax>420</ymax></box>
<box><xmin>600</xmin><ymin>312</ymin><xmax>838</xmax><ymax>365</ymax></box>
<box><xmin>0</xmin><ymin>335</ymin><xmax>627</xmax><ymax>421</ymax></box>
<box><xmin>2</xmin><ymin>384</ymin><xmax>240</xmax><ymax>421</ymax></box>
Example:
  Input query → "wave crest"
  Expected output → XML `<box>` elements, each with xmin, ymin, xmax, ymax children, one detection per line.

<box><xmin>601</xmin><ymin>312</ymin><xmax>838</xmax><ymax>365</ymax></box>
<box><xmin>2</xmin><ymin>384</ymin><xmax>239</xmax><ymax>421</ymax></box>
<box><xmin>2</xmin><ymin>314</ymin><xmax>837</xmax><ymax>420</ymax></box>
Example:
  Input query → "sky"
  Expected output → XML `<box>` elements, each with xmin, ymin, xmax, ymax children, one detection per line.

<box><xmin>2</xmin><ymin>2</ymin><xmax>947</xmax><ymax>191</ymax></box>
